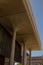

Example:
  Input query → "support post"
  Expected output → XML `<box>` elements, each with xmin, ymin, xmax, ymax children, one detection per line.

<box><xmin>29</xmin><ymin>50</ymin><xmax>32</xmax><ymax>65</ymax></box>
<box><xmin>23</xmin><ymin>44</ymin><xmax>27</xmax><ymax>65</ymax></box>
<box><xmin>21</xmin><ymin>44</ymin><xmax>23</xmax><ymax>64</ymax></box>
<box><xmin>9</xmin><ymin>30</ymin><xmax>16</xmax><ymax>65</ymax></box>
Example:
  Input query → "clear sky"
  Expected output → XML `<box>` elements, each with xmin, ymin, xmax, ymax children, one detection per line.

<box><xmin>29</xmin><ymin>0</ymin><xmax>43</xmax><ymax>56</ymax></box>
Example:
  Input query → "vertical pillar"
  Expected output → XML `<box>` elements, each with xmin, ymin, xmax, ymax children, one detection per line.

<box><xmin>21</xmin><ymin>44</ymin><xmax>23</xmax><ymax>64</ymax></box>
<box><xmin>23</xmin><ymin>44</ymin><xmax>27</xmax><ymax>65</ymax></box>
<box><xmin>9</xmin><ymin>30</ymin><xmax>16</xmax><ymax>65</ymax></box>
<box><xmin>29</xmin><ymin>50</ymin><xmax>32</xmax><ymax>65</ymax></box>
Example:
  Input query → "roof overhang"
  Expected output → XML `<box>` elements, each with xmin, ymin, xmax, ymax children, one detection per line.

<box><xmin>0</xmin><ymin>0</ymin><xmax>41</xmax><ymax>50</ymax></box>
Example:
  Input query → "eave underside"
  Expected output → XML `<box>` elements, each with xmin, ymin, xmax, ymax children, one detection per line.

<box><xmin>0</xmin><ymin>0</ymin><xmax>41</xmax><ymax>50</ymax></box>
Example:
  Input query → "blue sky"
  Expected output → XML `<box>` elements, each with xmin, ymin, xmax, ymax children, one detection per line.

<box><xmin>29</xmin><ymin>0</ymin><xmax>43</xmax><ymax>56</ymax></box>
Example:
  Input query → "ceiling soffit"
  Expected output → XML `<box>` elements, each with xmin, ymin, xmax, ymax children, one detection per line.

<box><xmin>0</xmin><ymin>0</ymin><xmax>26</xmax><ymax>16</ymax></box>
<box><xmin>0</xmin><ymin>13</ymin><xmax>34</xmax><ymax>34</ymax></box>
<box><xmin>0</xmin><ymin>0</ymin><xmax>41</xmax><ymax>50</ymax></box>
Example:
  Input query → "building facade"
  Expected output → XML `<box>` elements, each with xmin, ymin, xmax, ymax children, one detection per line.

<box><xmin>27</xmin><ymin>55</ymin><xmax>43</xmax><ymax>65</ymax></box>
<box><xmin>0</xmin><ymin>0</ymin><xmax>41</xmax><ymax>65</ymax></box>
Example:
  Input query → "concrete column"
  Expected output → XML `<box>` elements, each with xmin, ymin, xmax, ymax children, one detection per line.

<box><xmin>29</xmin><ymin>50</ymin><xmax>32</xmax><ymax>65</ymax></box>
<box><xmin>9</xmin><ymin>30</ymin><xmax>16</xmax><ymax>65</ymax></box>
<box><xmin>23</xmin><ymin>44</ymin><xmax>27</xmax><ymax>65</ymax></box>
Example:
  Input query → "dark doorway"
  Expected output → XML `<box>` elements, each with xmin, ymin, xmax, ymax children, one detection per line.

<box><xmin>14</xmin><ymin>41</ymin><xmax>21</xmax><ymax>63</ymax></box>
<box><xmin>0</xmin><ymin>55</ymin><xmax>5</xmax><ymax>65</ymax></box>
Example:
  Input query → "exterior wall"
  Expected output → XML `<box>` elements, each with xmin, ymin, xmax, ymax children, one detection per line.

<box><xmin>27</xmin><ymin>55</ymin><xmax>43</xmax><ymax>65</ymax></box>
<box><xmin>0</xmin><ymin>25</ymin><xmax>13</xmax><ymax>65</ymax></box>
<box><xmin>0</xmin><ymin>25</ymin><xmax>22</xmax><ymax>65</ymax></box>
<box><xmin>0</xmin><ymin>25</ymin><xmax>12</xmax><ymax>58</ymax></box>
<box><xmin>32</xmin><ymin>59</ymin><xmax>42</xmax><ymax>65</ymax></box>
